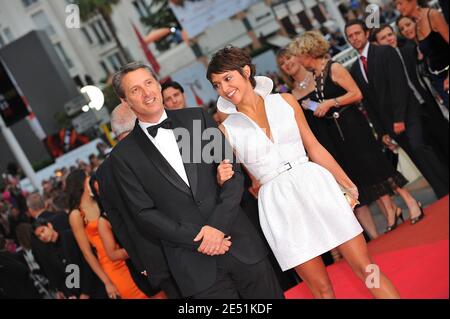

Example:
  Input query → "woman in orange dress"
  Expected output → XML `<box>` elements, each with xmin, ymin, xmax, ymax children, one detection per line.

<box><xmin>66</xmin><ymin>169</ymin><xmax>151</xmax><ymax>299</ymax></box>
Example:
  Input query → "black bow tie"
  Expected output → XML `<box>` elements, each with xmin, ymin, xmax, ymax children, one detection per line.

<box><xmin>147</xmin><ymin>118</ymin><xmax>173</xmax><ymax>138</ymax></box>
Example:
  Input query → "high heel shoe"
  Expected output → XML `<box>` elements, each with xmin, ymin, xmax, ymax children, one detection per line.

<box><xmin>386</xmin><ymin>207</ymin><xmax>401</xmax><ymax>233</ymax></box>
<box><xmin>410</xmin><ymin>201</ymin><xmax>425</xmax><ymax>225</ymax></box>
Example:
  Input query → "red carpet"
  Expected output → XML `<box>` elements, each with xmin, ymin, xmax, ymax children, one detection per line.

<box><xmin>285</xmin><ymin>196</ymin><xmax>449</xmax><ymax>299</ymax></box>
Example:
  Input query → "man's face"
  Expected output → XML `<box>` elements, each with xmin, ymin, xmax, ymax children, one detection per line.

<box><xmin>121</xmin><ymin>68</ymin><xmax>164</xmax><ymax>121</ymax></box>
<box><xmin>42</xmin><ymin>182</ymin><xmax>52</xmax><ymax>194</ymax></box>
<box><xmin>346</xmin><ymin>24</ymin><xmax>369</xmax><ymax>51</ymax></box>
<box><xmin>34</xmin><ymin>224</ymin><xmax>54</xmax><ymax>243</ymax></box>
<box><xmin>375</xmin><ymin>27</ymin><xmax>398</xmax><ymax>48</ymax></box>
<box><xmin>162</xmin><ymin>87</ymin><xmax>186</xmax><ymax>110</ymax></box>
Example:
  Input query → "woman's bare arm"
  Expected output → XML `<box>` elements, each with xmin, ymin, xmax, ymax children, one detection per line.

<box><xmin>98</xmin><ymin>217</ymin><xmax>128</xmax><ymax>262</ymax></box>
<box><xmin>430</xmin><ymin>9</ymin><xmax>449</xmax><ymax>43</ymax></box>
<box><xmin>281</xmin><ymin>93</ymin><xmax>357</xmax><ymax>193</ymax></box>
<box><xmin>69</xmin><ymin>210</ymin><xmax>119</xmax><ymax>298</ymax></box>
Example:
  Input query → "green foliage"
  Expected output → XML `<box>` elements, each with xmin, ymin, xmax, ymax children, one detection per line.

<box><xmin>140</xmin><ymin>0</ymin><xmax>181</xmax><ymax>52</ymax></box>
<box><xmin>74</xmin><ymin>0</ymin><xmax>120</xmax><ymax>21</ymax></box>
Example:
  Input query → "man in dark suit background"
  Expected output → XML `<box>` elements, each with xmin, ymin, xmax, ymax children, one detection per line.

<box><xmin>109</xmin><ymin>62</ymin><xmax>283</xmax><ymax>299</ymax></box>
<box><xmin>96</xmin><ymin>103</ymin><xmax>181</xmax><ymax>298</ymax></box>
<box><xmin>32</xmin><ymin>216</ymin><xmax>94</xmax><ymax>299</ymax></box>
<box><xmin>346</xmin><ymin>20</ymin><xmax>449</xmax><ymax>199</ymax></box>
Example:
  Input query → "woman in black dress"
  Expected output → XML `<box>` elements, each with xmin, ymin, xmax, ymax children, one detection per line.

<box><xmin>277</xmin><ymin>48</ymin><xmax>379</xmax><ymax>240</ymax></box>
<box><xmin>396</xmin><ymin>0</ymin><xmax>449</xmax><ymax>108</ymax></box>
<box><xmin>287</xmin><ymin>31</ymin><xmax>424</xmax><ymax>232</ymax></box>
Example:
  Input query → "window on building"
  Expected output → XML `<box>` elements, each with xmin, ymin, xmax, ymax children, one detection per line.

<box><xmin>54</xmin><ymin>42</ymin><xmax>74</xmax><ymax>69</ymax></box>
<box><xmin>107</xmin><ymin>52</ymin><xmax>123</xmax><ymax>71</ymax></box>
<box><xmin>31</xmin><ymin>10</ymin><xmax>56</xmax><ymax>38</ymax></box>
<box><xmin>297</xmin><ymin>11</ymin><xmax>313</xmax><ymax>31</ymax></box>
<box><xmin>132</xmin><ymin>0</ymin><xmax>150</xmax><ymax>18</ymax></box>
<box><xmin>280</xmin><ymin>17</ymin><xmax>297</xmax><ymax>36</ymax></box>
<box><xmin>81</xmin><ymin>27</ymin><xmax>93</xmax><ymax>44</ymax></box>
<box><xmin>73</xmin><ymin>75</ymin><xmax>84</xmax><ymax>88</ymax></box>
<box><xmin>22</xmin><ymin>0</ymin><xmax>39</xmax><ymax>8</ymax></box>
<box><xmin>90</xmin><ymin>22</ymin><xmax>105</xmax><ymax>45</ymax></box>
<box><xmin>100</xmin><ymin>61</ymin><xmax>110</xmax><ymax>77</ymax></box>
<box><xmin>3</xmin><ymin>28</ymin><xmax>14</xmax><ymax>42</ymax></box>
<box><xmin>97</xmin><ymin>20</ymin><xmax>111</xmax><ymax>43</ymax></box>
<box><xmin>311</xmin><ymin>5</ymin><xmax>327</xmax><ymax>24</ymax></box>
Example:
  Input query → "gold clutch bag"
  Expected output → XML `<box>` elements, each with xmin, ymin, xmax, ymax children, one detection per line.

<box><xmin>340</xmin><ymin>186</ymin><xmax>360</xmax><ymax>210</ymax></box>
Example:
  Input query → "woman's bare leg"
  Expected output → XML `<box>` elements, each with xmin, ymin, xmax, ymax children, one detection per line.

<box><xmin>354</xmin><ymin>205</ymin><xmax>379</xmax><ymax>239</ymax></box>
<box><xmin>395</xmin><ymin>187</ymin><xmax>422</xmax><ymax>219</ymax></box>
<box><xmin>294</xmin><ymin>256</ymin><xmax>336</xmax><ymax>299</ymax></box>
<box><xmin>337</xmin><ymin>234</ymin><xmax>400</xmax><ymax>299</ymax></box>
<box><xmin>378</xmin><ymin>194</ymin><xmax>398</xmax><ymax>227</ymax></box>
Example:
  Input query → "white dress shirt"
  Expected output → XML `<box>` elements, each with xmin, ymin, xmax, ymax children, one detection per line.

<box><xmin>358</xmin><ymin>41</ymin><xmax>370</xmax><ymax>83</ymax></box>
<box><xmin>139</xmin><ymin>111</ymin><xmax>190</xmax><ymax>187</ymax></box>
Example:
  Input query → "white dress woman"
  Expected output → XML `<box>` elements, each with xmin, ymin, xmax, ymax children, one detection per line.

<box><xmin>217</xmin><ymin>76</ymin><xmax>364</xmax><ymax>271</ymax></box>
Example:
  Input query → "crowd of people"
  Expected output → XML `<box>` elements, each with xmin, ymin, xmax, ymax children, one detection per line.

<box><xmin>1</xmin><ymin>0</ymin><xmax>448</xmax><ymax>299</ymax></box>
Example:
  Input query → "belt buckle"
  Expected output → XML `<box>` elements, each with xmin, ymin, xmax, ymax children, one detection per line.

<box><xmin>285</xmin><ymin>162</ymin><xmax>292</xmax><ymax>171</ymax></box>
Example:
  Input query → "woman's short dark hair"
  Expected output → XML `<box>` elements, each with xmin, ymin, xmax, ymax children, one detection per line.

<box><xmin>65</xmin><ymin>169</ymin><xmax>86</xmax><ymax>212</ymax></box>
<box><xmin>206</xmin><ymin>46</ymin><xmax>257</xmax><ymax>88</ymax></box>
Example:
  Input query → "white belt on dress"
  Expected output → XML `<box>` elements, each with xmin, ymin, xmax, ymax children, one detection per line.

<box><xmin>259</xmin><ymin>156</ymin><xmax>309</xmax><ymax>185</ymax></box>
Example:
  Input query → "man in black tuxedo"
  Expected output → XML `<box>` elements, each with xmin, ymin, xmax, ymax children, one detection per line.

<box><xmin>109</xmin><ymin>62</ymin><xmax>283</xmax><ymax>299</ymax></box>
<box><xmin>96</xmin><ymin>103</ymin><xmax>181</xmax><ymax>298</ymax></box>
<box><xmin>346</xmin><ymin>20</ymin><xmax>449</xmax><ymax>199</ymax></box>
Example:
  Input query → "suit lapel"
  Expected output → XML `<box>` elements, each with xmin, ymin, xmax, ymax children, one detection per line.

<box><xmin>132</xmin><ymin>121</ymin><xmax>192</xmax><ymax>197</ymax></box>
<box><xmin>352</xmin><ymin>62</ymin><xmax>369</xmax><ymax>91</ymax></box>
<box><xmin>169</xmin><ymin>111</ymin><xmax>199</xmax><ymax>198</ymax></box>
<box><xmin>367</xmin><ymin>44</ymin><xmax>376</xmax><ymax>84</ymax></box>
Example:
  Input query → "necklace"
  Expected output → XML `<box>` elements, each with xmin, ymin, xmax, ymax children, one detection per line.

<box><xmin>313</xmin><ymin>59</ymin><xmax>328</xmax><ymax>103</ymax></box>
<box><xmin>297</xmin><ymin>73</ymin><xmax>312</xmax><ymax>90</ymax></box>
<box><xmin>314</xmin><ymin>72</ymin><xmax>325</xmax><ymax>103</ymax></box>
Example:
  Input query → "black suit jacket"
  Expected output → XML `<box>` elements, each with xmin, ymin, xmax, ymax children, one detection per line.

<box><xmin>97</xmin><ymin>158</ymin><xmax>173</xmax><ymax>294</ymax></box>
<box><xmin>35</xmin><ymin>230</ymin><xmax>94</xmax><ymax>297</ymax></box>
<box><xmin>110</xmin><ymin>108</ymin><xmax>267</xmax><ymax>297</ymax></box>
<box><xmin>351</xmin><ymin>44</ymin><xmax>410</xmax><ymax>136</ymax></box>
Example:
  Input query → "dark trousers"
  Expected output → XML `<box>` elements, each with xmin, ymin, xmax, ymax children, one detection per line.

<box><xmin>160</xmin><ymin>276</ymin><xmax>182</xmax><ymax>299</ymax></box>
<box><xmin>394</xmin><ymin>105</ymin><xmax>449</xmax><ymax>198</ymax></box>
<box><xmin>431</xmin><ymin>73</ymin><xmax>449</xmax><ymax>109</ymax></box>
<box><xmin>191</xmin><ymin>254</ymin><xmax>285</xmax><ymax>299</ymax></box>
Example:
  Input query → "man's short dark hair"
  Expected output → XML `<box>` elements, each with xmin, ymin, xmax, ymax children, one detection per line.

<box><xmin>112</xmin><ymin>62</ymin><xmax>159</xmax><ymax>99</ymax></box>
<box><xmin>371</xmin><ymin>24</ymin><xmax>395</xmax><ymax>42</ymax></box>
<box><xmin>344</xmin><ymin>19</ymin><xmax>369</xmax><ymax>37</ymax></box>
<box><xmin>32</xmin><ymin>216</ymin><xmax>51</xmax><ymax>231</ymax></box>
<box><xmin>161</xmin><ymin>80</ymin><xmax>185</xmax><ymax>94</ymax></box>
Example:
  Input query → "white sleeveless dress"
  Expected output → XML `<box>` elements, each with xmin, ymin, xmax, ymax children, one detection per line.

<box><xmin>218</xmin><ymin>77</ymin><xmax>363</xmax><ymax>271</ymax></box>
